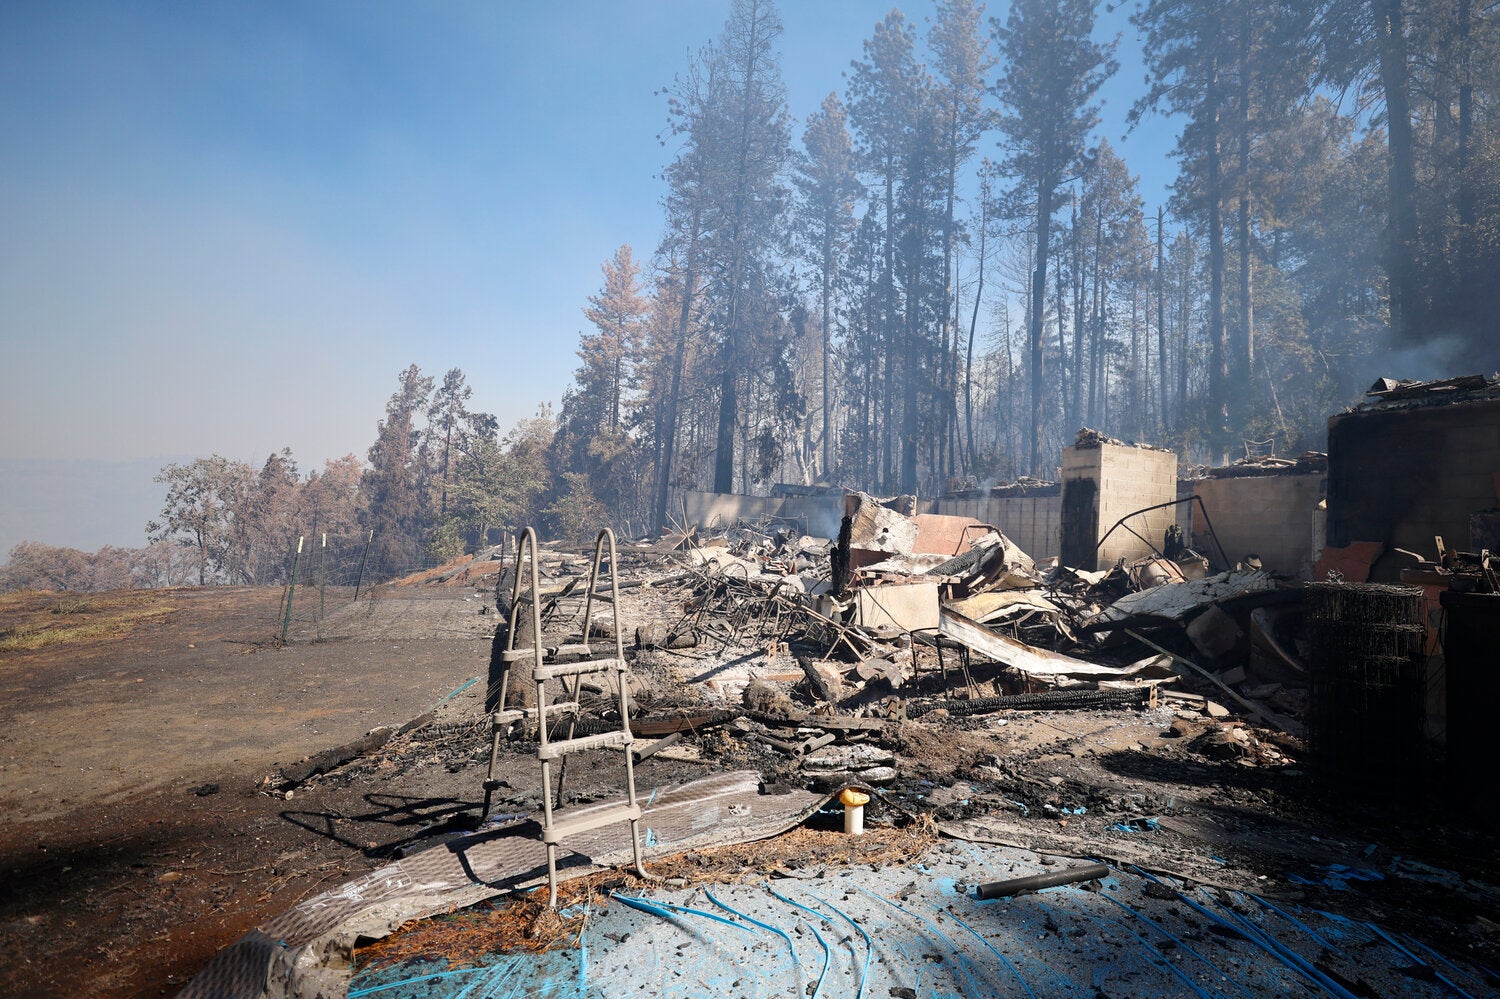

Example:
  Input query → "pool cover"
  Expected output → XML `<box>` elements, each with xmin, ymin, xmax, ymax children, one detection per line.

<box><xmin>345</xmin><ymin>842</ymin><xmax>1499</xmax><ymax>999</ymax></box>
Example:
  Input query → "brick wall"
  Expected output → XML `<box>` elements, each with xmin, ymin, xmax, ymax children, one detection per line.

<box><xmin>1192</xmin><ymin>473</ymin><xmax>1325</xmax><ymax>575</ymax></box>
<box><xmin>1060</xmin><ymin>444</ymin><xmax>1178</xmax><ymax>570</ymax></box>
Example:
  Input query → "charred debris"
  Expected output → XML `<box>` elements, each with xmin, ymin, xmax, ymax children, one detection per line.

<box><xmin>468</xmin><ymin>486</ymin><xmax>1309</xmax><ymax>809</ymax></box>
<box><xmin>272</xmin><ymin>380</ymin><xmax>1500</xmax><ymax>838</ymax></box>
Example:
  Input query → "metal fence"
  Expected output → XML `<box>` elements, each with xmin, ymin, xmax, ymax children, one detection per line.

<box><xmin>272</xmin><ymin>532</ymin><xmax>457</xmax><ymax>642</ymax></box>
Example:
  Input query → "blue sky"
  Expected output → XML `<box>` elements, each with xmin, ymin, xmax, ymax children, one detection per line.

<box><xmin>0</xmin><ymin>1</ymin><xmax>1178</xmax><ymax>487</ymax></box>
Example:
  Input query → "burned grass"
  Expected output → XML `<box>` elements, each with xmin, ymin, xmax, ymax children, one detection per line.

<box><xmin>0</xmin><ymin>588</ymin><xmax>178</xmax><ymax>654</ymax></box>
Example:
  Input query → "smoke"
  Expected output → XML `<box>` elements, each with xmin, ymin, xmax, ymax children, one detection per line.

<box><xmin>1350</xmin><ymin>329</ymin><xmax>1497</xmax><ymax>396</ymax></box>
<box><xmin>801</xmin><ymin>506</ymin><xmax>843</xmax><ymax>540</ymax></box>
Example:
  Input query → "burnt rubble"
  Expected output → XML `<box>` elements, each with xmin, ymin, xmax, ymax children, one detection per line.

<box><xmin>222</xmin><ymin>475</ymin><xmax>1500</xmax><ymax>999</ymax></box>
<box><xmin>251</xmin><ymin>463</ymin><xmax>1497</xmax><ymax>942</ymax></box>
<box><xmin>451</xmin><ymin>491</ymin><xmax>1314</xmax><ymax>812</ymax></box>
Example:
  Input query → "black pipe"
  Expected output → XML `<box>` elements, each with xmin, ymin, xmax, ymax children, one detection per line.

<box><xmin>975</xmin><ymin>862</ymin><xmax>1110</xmax><ymax>899</ymax></box>
<box><xmin>1093</xmin><ymin>495</ymin><xmax>1230</xmax><ymax>572</ymax></box>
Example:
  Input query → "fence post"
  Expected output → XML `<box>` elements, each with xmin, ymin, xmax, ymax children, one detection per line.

<box><xmin>318</xmin><ymin>533</ymin><xmax>327</xmax><ymax>621</ymax></box>
<box><xmin>280</xmin><ymin>535</ymin><xmax>304</xmax><ymax>644</ymax></box>
<box><xmin>353</xmin><ymin>529</ymin><xmax>374</xmax><ymax>600</ymax></box>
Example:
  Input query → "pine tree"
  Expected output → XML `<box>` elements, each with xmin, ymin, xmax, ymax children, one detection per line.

<box><xmin>929</xmin><ymin>0</ymin><xmax>996</xmax><ymax>483</ymax></box>
<box><xmin>360</xmin><ymin>364</ymin><xmax>434</xmax><ymax>576</ymax></box>
<box><xmin>992</xmin><ymin>0</ymin><xmax>1117</xmax><ymax>475</ymax></box>
<box><xmin>427</xmin><ymin>368</ymin><xmax>475</xmax><ymax>519</ymax></box>
<box><xmin>580</xmin><ymin>245</ymin><xmax>649</xmax><ymax>435</ymax></box>
<box><xmin>848</xmin><ymin>11</ymin><xmax>925</xmax><ymax>490</ymax></box>
<box><xmin>793</xmin><ymin>93</ymin><xmax>861</xmax><ymax>480</ymax></box>
<box><xmin>1072</xmin><ymin>139</ymin><xmax>1146</xmax><ymax>430</ymax></box>
<box><xmin>698</xmin><ymin>0</ymin><xmax>793</xmax><ymax>494</ymax></box>
<box><xmin>1132</xmin><ymin>0</ymin><xmax>1234</xmax><ymax>456</ymax></box>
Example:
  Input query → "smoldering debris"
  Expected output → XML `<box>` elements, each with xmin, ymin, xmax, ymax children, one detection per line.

<box><xmin>424</xmin><ymin>495</ymin><xmax>1328</xmax><ymax>811</ymax></box>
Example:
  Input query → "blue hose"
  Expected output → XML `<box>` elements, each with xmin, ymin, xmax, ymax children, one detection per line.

<box><xmin>1246</xmin><ymin>892</ymin><xmax>1341</xmax><ymax>953</ymax></box>
<box><xmin>809</xmin><ymin>894</ymin><xmax>874</xmax><ymax>999</ymax></box>
<box><xmin>1100</xmin><ymin>892</ymin><xmax>1249</xmax><ymax>999</ymax></box>
<box><xmin>1362</xmin><ymin>921</ymin><xmax>1478</xmax><ymax>999</ymax></box>
<box><xmin>1129</xmin><ymin>866</ymin><xmax>1360</xmax><ymax>999</ymax></box>
<box><xmin>704</xmin><ymin>886</ymin><xmax>802</xmax><ymax>980</ymax></box>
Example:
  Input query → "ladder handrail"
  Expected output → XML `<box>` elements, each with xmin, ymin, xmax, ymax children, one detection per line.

<box><xmin>482</xmin><ymin>527</ymin><xmax>546</xmax><ymax>819</ymax></box>
<box><xmin>504</xmin><ymin>527</ymin><xmax>548</xmax><ymax>747</ymax></box>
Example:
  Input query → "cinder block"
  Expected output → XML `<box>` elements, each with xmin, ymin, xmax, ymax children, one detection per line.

<box><xmin>1446</xmin><ymin>426</ymin><xmax>1500</xmax><ymax>454</ymax></box>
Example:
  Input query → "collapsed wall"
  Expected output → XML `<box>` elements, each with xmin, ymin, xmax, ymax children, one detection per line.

<box><xmin>1188</xmin><ymin>454</ymin><xmax>1327</xmax><ymax>576</ymax></box>
<box><xmin>1326</xmin><ymin>379</ymin><xmax>1500</xmax><ymax>582</ymax></box>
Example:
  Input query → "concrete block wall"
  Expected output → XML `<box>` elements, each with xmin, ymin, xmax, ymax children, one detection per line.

<box><xmin>1061</xmin><ymin>443</ymin><xmax>1178</xmax><ymax>570</ymax></box>
<box><xmin>1327</xmin><ymin>396</ymin><xmax>1500</xmax><ymax>581</ymax></box>
<box><xmin>930</xmin><ymin>493</ymin><xmax>1063</xmax><ymax>559</ymax></box>
<box><xmin>680</xmin><ymin>490</ymin><xmax>782</xmax><ymax>529</ymax></box>
<box><xmin>991</xmin><ymin>496</ymin><xmax>1063</xmax><ymax>559</ymax></box>
<box><xmin>1191</xmin><ymin>473</ymin><xmax>1325</xmax><ymax>575</ymax></box>
<box><xmin>1097</xmin><ymin>446</ymin><xmax>1179</xmax><ymax>568</ymax></box>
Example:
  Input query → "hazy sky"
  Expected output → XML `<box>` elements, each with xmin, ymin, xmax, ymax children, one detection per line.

<box><xmin>0</xmin><ymin>1</ymin><xmax>1178</xmax><ymax>478</ymax></box>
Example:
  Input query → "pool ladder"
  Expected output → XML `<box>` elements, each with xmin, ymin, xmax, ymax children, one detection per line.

<box><xmin>481</xmin><ymin>526</ymin><xmax>649</xmax><ymax>907</ymax></box>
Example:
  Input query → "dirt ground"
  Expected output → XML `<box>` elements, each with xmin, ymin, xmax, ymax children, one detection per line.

<box><xmin>0</xmin><ymin>584</ymin><xmax>510</xmax><ymax>997</ymax></box>
<box><xmin>1</xmin><ymin>574</ymin><xmax>1496</xmax><ymax>998</ymax></box>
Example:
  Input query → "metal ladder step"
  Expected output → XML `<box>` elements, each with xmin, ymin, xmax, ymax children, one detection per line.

<box><xmin>534</xmin><ymin>657</ymin><xmax>625</xmax><ymax>681</ymax></box>
<box><xmin>541</xmin><ymin>802</ymin><xmax>642</xmax><ymax>844</ymax></box>
<box><xmin>537</xmin><ymin>729</ymin><xmax>630</xmax><ymax>760</ymax></box>
<box><xmin>490</xmin><ymin>701</ymin><xmax>580</xmax><ymax>726</ymax></box>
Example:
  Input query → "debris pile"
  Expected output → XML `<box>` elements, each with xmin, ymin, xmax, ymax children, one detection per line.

<box><xmin>459</xmin><ymin>490</ymin><xmax>1316</xmax><ymax>824</ymax></box>
<box><xmin>201</xmin><ymin>476</ymin><xmax>1500</xmax><ymax>999</ymax></box>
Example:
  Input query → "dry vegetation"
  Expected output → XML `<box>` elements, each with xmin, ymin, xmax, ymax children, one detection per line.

<box><xmin>0</xmin><ymin>589</ymin><xmax>178</xmax><ymax>655</ymax></box>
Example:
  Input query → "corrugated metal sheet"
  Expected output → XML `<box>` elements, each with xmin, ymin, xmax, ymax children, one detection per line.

<box><xmin>180</xmin><ymin>772</ymin><xmax>824</xmax><ymax>999</ymax></box>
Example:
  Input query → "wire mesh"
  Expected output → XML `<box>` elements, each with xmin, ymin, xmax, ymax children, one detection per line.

<box><xmin>1305</xmin><ymin>582</ymin><xmax>1427</xmax><ymax>797</ymax></box>
<box><xmin>273</xmin><ymin>532</ymin><xmax>488</xmax><ymax>642</ymax></box>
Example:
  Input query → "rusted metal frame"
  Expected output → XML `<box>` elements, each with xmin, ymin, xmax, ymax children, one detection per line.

<box><xmin>771</xmin><ymin>593</ymin><xmax>865</xmax><ymax>661</ymax></box>
<box><xmin>740</xmin><ymin>577</ymin><xmax>793</xmax><ymax>645</ymax></box>
<box><xmin>715</xmin><ymin>563</ymin><xmax>758</xmax><ymax>649</ymax></box>
<box><xmin>730</xmin><ymin>571</ymin><xmax>793</xmax><ymax>650</ymax></box>
<box><xmin>1093</xmin><ymin>495</ymin><xmax>1230</xmax><ymax>570</ymax></box>
<box><xmin>766</xmin><ymin>587</ymin><xmax>802</xmax><ymax>646</ymax></box>
<box><xmin>666</xmin><ymin>560</ymin><xmax>727</xmax><ymax>648</ymax></box>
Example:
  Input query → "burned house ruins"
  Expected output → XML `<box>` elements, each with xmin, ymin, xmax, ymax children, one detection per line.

<box><xmin>180</xmin><ymin>378</ymin><xmax>1500</xmax><ymax>999</ymax></box>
